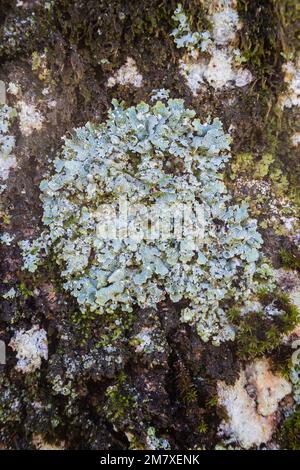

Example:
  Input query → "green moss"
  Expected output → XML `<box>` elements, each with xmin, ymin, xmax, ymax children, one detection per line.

<box><xmin>279</xmin><ymin>247</ymin><xmax>300</xmax><ymax>271</ymax></box>
<box><xmin>278</xmin><ymin>406</ymin><xmax>300</xmax><ymax>450</ymax></box>
<box><xmin>229</xmin><ymin>151</ymin><xmax>285</xmax><ymax>182</ymax></box>
<box><xmin>104</xmin><ymin>372</ymin><xmax>136</xmax><ymax>426</ymax></box>
<box><xmin>236</xmin><ymin>0</ymin><xmax>300</xmax><ymax>199</ymax></box>
<box><xmin>237</xmin><ymin>0</ymin><xmax>299</xmax><ymax>100</ymax></box>
<box><xmin>175</xmin><ymin>360</ymin><xmax>198</xmax><ymax>405</ymax></box>
<box><xmin>18</xmin><ymin>281</ymin><xmax>34</xmax><ymax>299</ymax></box>
<box><xmin>231</xmin><ymin>290</ymin><xmax>300</xmax><ymax>361</ymax></box>
<box><xmin>128</xmin><ymin>435</ymin><xmax>145</xmax><ymax>450</ymax></box>
<box><xmin>228</xmin><ymin>148</ymin><xmax>297</xmax><ymax>235</ymax></box>
<box><xmin>198</xmin><ymin>420</ymin><xmax>208</xmax><ymax>434</ymax></box>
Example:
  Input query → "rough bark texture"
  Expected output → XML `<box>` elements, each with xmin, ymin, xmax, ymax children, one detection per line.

<box><xmin>0</xmin><ymin>0</ymin><xmax>299</xmax><ymax>450</ymax></box>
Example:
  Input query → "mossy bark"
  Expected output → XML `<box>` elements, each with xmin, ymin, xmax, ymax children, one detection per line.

<box><xmin>0</xmin><ymin>0</ymin><xmax>299</xmax><ymax>450</ymax></box>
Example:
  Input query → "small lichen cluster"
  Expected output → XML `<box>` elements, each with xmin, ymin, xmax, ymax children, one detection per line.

<box><xmin>107</xmin><ymin>57</ymin><xmax>143</xmax><ymax>89</ymax></box>
<box><xmin>229</xmin><ymin>152</ymin><xmax>299</xmax><ymax>235</ymax></box>
<box><xmin>145</xmin><ymin>427</ymin><xmax>170</xmax><ymax>450</ymax></box>
<box><xmin>281</xmin><ymin>58</ymin><xmax>300</xmax><ymax>109</ymax></box>
<box><xmin>9</xmin><ymin>326</ymin><xmax>48</xmax><ymax>374</ymax></box>
<box><xmin>171</xmin><ymin>4</ymin><xmax>212</xmax><ymax>52</ymax></box>
<box><xmin>172</xmin><ymin>3</ymin><xmax>252</xmax><ymax>92</ymax></box>
<box><xmin>0</xmin><ymin>104</ymin><xmax>16</xmax><ymax>181</ymax></box>
<box><xmin>21</xmin><ymin>97</ymin><xmax>268</xmax><ymax>344</ymax></box>
<box><xmin>290</xmin><ymin>342</ymin><xmax>300</xmax><ymax>405</ymax></box>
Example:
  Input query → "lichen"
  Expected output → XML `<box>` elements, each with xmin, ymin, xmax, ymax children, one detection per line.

<box><xmin>0</xmin><ymin>103</ymin><xmax>16</xmax><ymax>181</ymax></box>
<box><xmin>2</xmin><ymin>287</ymin><xmax>17</xmax><ymax>299</ymax></box>
<box><xmin>218</xmin><ymin>357</ymin><xmax>291</xmax><ymax>449</ymax></box>
<box><xmin>9</xmin><ymin>326</ymin><xmax>48</xmax><ymax>374</ymax></box>
<box><xmin>0</xmin><ymin>0</ymin><xmax>299</xmax><ymax>450</ymax></box>
<box><xmin>20</xmin><ymin>96</ymin><xmax>271</xmax><ymax>345</ymax></box>
<box><xmin>146</xmin><ymin>426</ymin><xmax>170</xmax><ymax>450</ymax></box>
<box><xmin>290</xmin><ymin>340</ymin><xmax>300</xmax><ymax>405</ymax></box>
<box><xmin>107</xmin><ymin>57</ymin><xmax>143</xmax><ymax>89</ymax></box>
<box><xmin>172</xmin><ymin>2</ymin><xmax>252</xmax><ymax>93</ymax></box>
<box><xmin>280</xmin><ymin>58</ymin><xmax>300</xmax><ymax>109</ymax></box>
<box><xmin>18</xmin><ymin>100</ymin><xmax>44</xmax><ymax>137</ymax></box>
<box><xmin>171</xmin><ymin>4</ymin><xmax>212</xmax><ymax>52</ymax></box>
<box><xmin>19</xmin><ymin>236</ymin><xmax>50</xmax><ymax>273</ymax></box>
<box><xmin>0</xmin><ymin>232</ymin><xmax>15</xmax><ymax>246</ymax></box>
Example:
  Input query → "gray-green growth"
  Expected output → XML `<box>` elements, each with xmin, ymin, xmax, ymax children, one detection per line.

<box><xmin>20</xmin><ymin>96</ymin><xmax>271</xmax><ymax>344</ymax></box>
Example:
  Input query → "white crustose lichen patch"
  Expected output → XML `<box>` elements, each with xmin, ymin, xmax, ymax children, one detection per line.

<box><xmin>9</xmin><ymin>326</ymin><xmax>48</xmax><ymax>373</ymax></box>
<box><xmin>0</xmin><ymin>103</ymin><xmax>16</xmax><ymax>181</ymax></box>
<box><xmin>291</xmin><ymin>132</ymin><xmax>300</xmax><ymax>147</ymax></box>
<box><xmin>107</xmin><ymin>57</ymin><xmax>143</xmax><ymax>88</ymax></box>
<box><xmin>280</xmin><ymin>58</ymin><xmax>300</xmax><ymax>108</ymax></box>
<box><xmin>18</xmin><ymin>100</ymin><xmax>44</xmax><ymax>137</ymax></box>
<box><xmin>218</xmin><ymin>358</ymin><xmax>291</xmax><ymax>448</ymax></box>
<box><xmin>172</xmin><ymin>2</ymin><xmax>252</xmax><ymax>94</ymax></box>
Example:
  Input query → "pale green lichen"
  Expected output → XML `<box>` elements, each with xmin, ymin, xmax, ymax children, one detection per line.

<box><xmin>150</xmin><ymin>89</ymin><xmax>170</xmax><ymax>102</ymax></box>
<box><xmin>290</xmin><ymin>341</ymin><xmax>300</xmax><ymax>404</ymax></box>
<box><xmin>0</xmin><ymin>232</ymin><xmax>15</xmax><ymax>246</ymax></box>
<box><xmin>0</xmin><ymin>104</ymin><xmax>16</xmax><ymax>181</ymax></box>
<box><xmin>172</xmin><ymin>3</ymin><xmax>252</xmax><ymax>93</ymax></box>
<box><xmin>171</xmin><ymin>4</ymin><xmax>212</xmax><ymax>52</ymax></box>
<box><xmin>2</xmin><ymin>287</ymin><xmax>16</xmax><ymax>299</ymax></box>
<box><xmin>21</xmin><ymin>97</ymin><xmax>270</xmax><ymax>344</ymax></box>
<box><xmin>19</xmin><ymin>236</ymin><xmax>49</xmax><ymax>273</ymax></box>
<box><xmin>146</xmin><ymin>426</ymin><xmax>170</xmax><ymax>450</ymax></box>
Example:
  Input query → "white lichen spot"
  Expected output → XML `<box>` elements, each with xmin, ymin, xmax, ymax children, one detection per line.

<box><xmin>204</xmin><ymin>49</ymin><xmax>247</xmax><ymax>90</ymax></box>
<box><xmin>218</xmin><ymin>358</ymin><xmax>291</xmax><ymax>448</ymax></box>
<box><xmin>210</xmin><ymin>1</ymin><xmax>241</xmax><ymax>46</ymax></box>
<box><xmin>146</xmin><ymin>427</ymin><xmax>170</xmax><ymax>450</ymax></box>
<box><xmin>9</xmin><ymin>326</ymin><xmax>48</xmax><ymax>373</ymax></box>
<box><xmin>218</xmin><ymin>371</ymin><xmax>274</xmax><ymax>449</ymax></box>
<box><xmin>18</xmin><ymin>100</ymin><xmax>44</xmax><ymax>137</ymax></box>
<box><xmin>291</xmin><ymin>132</ymin><xmax>300</xmax><ymax>147</ymax></box>
<box><xmin>0</xmin><ymin>151</ymin><xmax>16</xmax><ymax>180</ymax></box>
<box><xmin>179</xmin><ymin>59</ymin><xmax>206</xmax><ymax>95</ymax></box>
<box><xmin>180</xmin><ymin>49</ymin><xmax>253</xmax><ymax>94</ymax></box>
<box><xmin>107</xmin><ymin>57</ymin><xmax>143</xmax><ymax>88</ymax></box>
<box><xmin>132</xmin><ymin>326</ymin><xmax>164</xmax><ymax>354</ymax></box>
<box><xmin>173</xmin><ymin>2</ymin><xmax>252</xmax><ymax>94</ymax></box>
<box><xmin>0</xmin><ymin>80</ymin><xmax>6</xmax><ymax>104</ymax></box>
<box><xmin>134</xmin><ymin>327</ymin><xmax>154</xmax><ymax>353</ymax></box>
<box><xmin>2</xmin><ymin>287</ymin><xmax>17</xmax><ymax>299</ymax></box>
<box><xmin>280</xmin><ymin>58</ymin><xmax>300</xmax><ymax>108</ymax></box>
<box><xmin>0</xmin><ymin>103</ymin><xmax>16</xmax><ymax>180</ymax></box>
<box><xmin>245</xmin><ymin>358</ymin><xmax>292</xmax><ymax>417</ymax></box>
<box><xmin>7</xmin><ymin>82</ymin><xmax>20</xmax><ymax>96</ymax></box>
<box><xmin>0</xmin><ymin>232</ymin><xmax>15</xmax><ymax>245</ymax></box>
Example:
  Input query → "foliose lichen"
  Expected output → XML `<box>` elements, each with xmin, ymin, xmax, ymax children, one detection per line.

<box><xmin>171</xmin><ymin>4</ymin><xmax>212</xmax><ymax>52</ymax></box>
<box><xmin>21</xmin><ymin>96</ymin><xmax>270</xmax><ymax>344</ymax></box>
<box><xmin>0</xmin><ymin>103</ymin><xmax>16</xmax><ymax>181</ymax></box>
